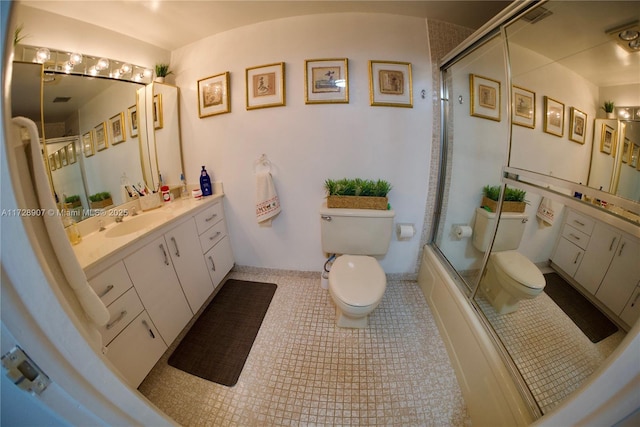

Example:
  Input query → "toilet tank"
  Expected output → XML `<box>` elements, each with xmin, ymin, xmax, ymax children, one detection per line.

<box><xmin>320</xmin><ymin>205</ymin><xmax>395</xmax><ymax>255</ymax></box>
<box><xmin>472</xmin><ymin>207</ymin><xmax>528</xmax><ymax>252</ymax></box>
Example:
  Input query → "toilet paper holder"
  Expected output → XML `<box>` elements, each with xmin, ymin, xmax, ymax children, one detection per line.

<box><xmin>452</xmin><ymin>224</ymin><xmax>473</xmax><ymax>240</ymax></box>
<box><xmin>396</xmin><ymin>223</ymin><xmax>415</xmax><ymax>240</ymax></box>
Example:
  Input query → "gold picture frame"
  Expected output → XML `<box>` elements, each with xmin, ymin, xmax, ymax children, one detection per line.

<box><xmin>128</xmin><ymin>104</ymin><xmax>138</xmax><ymax>137</ymax></box>
<box><xmin>600</xmin><ymin>123</ymin><xmax>616</xmax><ymax>155</ymax></box>
<box><xmin>54</xmin><ymin>150</ymin><xmax>61</xmax><ymax>169</ymax></box>
<box><xmin>622</xmin><ymin>138</ymin><xmax>630</xmax><ymax>163</ymax></box>
<box><xmin>543</xmin><ymin>96</ymin><xmax>564</xmax><ymax>137</ymax></box>
<box><xmin>470</xmin><ymin>74</ymin><xmax>500</xmax><ymax>121</ymax></box>
<box><xmin>568</xmin><ymin>107</ymin><xmax>587</xmax><ymax>144</ymax></box>
<box><xmin>60</xmin><ymin>147</ymin><xmax>68</xmax><ymax>167</ymax></box>
<box><xmin>246</xmin><ymin>62</ymin><xmax>285</xmax><ymax>110</ymax></box>
<box><xmin>83</xmin><ymin>131</ymin><xmax>95</xmax><ymax>157</ymax></box>
<box><xmin>153</xmin><ymin>94</ymin><xmax>163</xmax><ymax>129</ymax></box>
<box><xmin>94</xmin><ymin>122</ymin><xmax>109</xmax><ymax>151</ymax></box>
<box><xmin>49</xmin><ymin>154</ymin><xmax>56</xmax><ymax>171</ymax></box>
<box><xmin>369</xmin><ymin>60</ymin><xmax>412</xmax><ymax>108</ymax></box>
<box><xmin>109</xmin><ymin>112</ymin><xmax>126</xmax><ymax>145</ymax></box>
<box><xmin>67</xmin><ymin>142</ymin><xmax>77</xmax><ymax>164</ymax></box>
<box><xmin>631</xmin><ymin>144</ymin><xmax>639</xmax><ymax>169</ymax></box>
<box><xmin>512</xmin><ymin>85</ymin><xmax>535</xmax><ymax>128</ymax></box>
<box><xmin>198</xmin><ymin>71</ymin><xmax>231</xmax><ymax>118</ymax></box>
<box><xmin>304</xmin><ymin>58</ymin><xmax>349</xmax><ymax>104</ymax></box>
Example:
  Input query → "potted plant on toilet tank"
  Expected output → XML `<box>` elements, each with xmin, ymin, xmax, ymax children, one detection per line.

<box><xmin>481</xmin><ymin>185</ymin><xmax>527</xmax><ymax>213</ymax></box>
<box><xmin>325</xmin><ymin>178</ymin><xmax>391</xmax><ymax>210</ymax></box>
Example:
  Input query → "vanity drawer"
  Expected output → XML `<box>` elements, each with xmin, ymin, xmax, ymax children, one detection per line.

<box><xmin>199</xmin><ymin>219</ymin><xmax>227</xmax><ymax>254</ymax></box>
<box><xmin>88</xmin><ymin>261</ymin><xmax>134</xmax><ymax>306</ymax></box>
<box><xmin>100</xmin><ymin>287</ymin><xmax>144</xmax><ymax>346</ymax></box>
<box><xmin>561</xmin><ymin>225</ymin><xmax>590</xmax><ymax>250</ymax></box>
<box><xmin>194</xmin><ymin>202</ymin><xmax>224</xmax><ymax>234</ymax></box>
<box><xmin>565</xmin><ymin>210</ymin><xmax>595</xmax><ymax>236</ymax></box>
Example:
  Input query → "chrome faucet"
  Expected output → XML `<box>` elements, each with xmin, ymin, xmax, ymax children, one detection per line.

<box><xmin>130</xmin><ymin>207</ymin><xmax>138</xmax><ymax>216</ymax></box>
<box><xmin>115</xmin><ymin>213</ymin><xmax>125</xmax><ymax>223</ymax></box>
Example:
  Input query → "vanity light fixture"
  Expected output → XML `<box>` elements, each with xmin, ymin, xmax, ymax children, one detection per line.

<box><xmin>606</xmin><ymin>21</ymin><xmax>640</xmax><ymax>53</ymax></box>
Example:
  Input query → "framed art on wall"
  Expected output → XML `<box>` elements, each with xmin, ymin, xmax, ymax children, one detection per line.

<box><xmin>60</xmin><ymin>148</ymin><xmax>68</xmax><ymax>167</ymax></box>
<box><xmin>470</xmin><ymin>74</ymin><xmax>500</xmax><ymax>120</ymax></box>
<box><xmin>153</xmin><ymin>94</ymin><xmax>163</xmax><ymax>129</ymax></box>
<box><xmin>631</xmin><ymin>144</ymin><xmax>639</xmax><ymax>169</ymax></box>
<box><xmin>246</xmin><ymin>62</ymin><xmax>285</xmax><ymax>110</ymax></box>
<box><xmin>49</xmin><ymin>154</ymin><xmax>55</xmax><ymax>171</ymax></box>
<box><xmin>54</xmin><ymin>150</ymin><xmax>61</xmax><ymax>169</ymax></box>
<box><xmin>94</xmin><ymin>122</ymin><xmax>109</xmax><ymax>151</ymax></box>
<box><xmin>304</xmin><ymin>58</ymin><xmax>349</xmax><ymax>104</ymax></box>
<box><xmin>109</xmin><ymin>112</ymin><xmax>126</xmax><ymax>145</ymax></box>
<box><xmin>83</xmin><ymin>131</ymin><xmax>94</xmax><ymax>157</ymax></box>
<box><xmin>512</xmin><ymin>85</ymin><xmax>535</xmax><ymax>128</ymax></box>
<box><xmin>543</xmin><ymin>96</ymin><xmax>564</xmax><ymax>137</ymax></box>
<box><xmin>67</xmin><ymin>142</ymin><xmax>76</xmax><ymax>164</ymax></box>
<box><xmin>128</xmin><ymin>104</ymin><xmax>138</xmax><ymax>137</ymax></box>
<box><xmin>369</xmin><ymin>60</ymin><xmax>412</xmax><ymax>107</ymax></box>
<box><xmin>622</xmin><ymin>138</ymin><xmax>630</xmax><ymax>163</ymax></box>
<box><xmin>198</xmin><ymin>72</ymin><xmax>231</xmax><ymax>117</ymax></box>
<box><xmin>568</xmin><ymin>107</ymin><xmax>587</xmax><ymax>144</ymax></box>
<box><xmin>600</xmin><ymin>123</ymin><xmax>615</xmax><ymax>154</ymax></box>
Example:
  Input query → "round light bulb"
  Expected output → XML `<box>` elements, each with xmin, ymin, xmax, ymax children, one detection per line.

<box><xmin>69</xmin><ymin>52</ymin><xmax>83</xmax><ymax>65</ymax></box>
<box><xmin>619</xmin><ymin>30</ymin><xmax>639</xmax><ymax>41</ymax></box>
<box><xmin>96</xmin><ymin>58</ymin><xmax>110</xmax><ymax>71</ymax></box>
<box><xmin>629</xmin><ymin>38</ymin><xmax>640</xmax><ymax>50</ymax></box>
<box><xmin>35</xmin><ymin>47</ymin><xmax>50</xmax><ymax>63</ymax></box>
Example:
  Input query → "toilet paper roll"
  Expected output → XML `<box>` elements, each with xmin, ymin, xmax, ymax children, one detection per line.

<box><xmin>454</xmin><ymin>225</ymin><xmax>473</xmax><ymax>239</ymax></box>
<box><xmin>396</xmin><ymin>224</ymin><xmax>415</xmax><ymax>240</ymax></box>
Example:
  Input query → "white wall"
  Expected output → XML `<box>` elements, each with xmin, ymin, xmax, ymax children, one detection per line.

<box><xmin>172</xmin><ymin>13</ymin><xmax>432</xmax><ymax>273</ymax></box>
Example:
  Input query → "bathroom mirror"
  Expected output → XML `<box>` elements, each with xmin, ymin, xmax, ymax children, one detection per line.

<box><xmin>506</xmin><ymin>1</ymin><xmax>640</xmax><ymax>206</ymax></box>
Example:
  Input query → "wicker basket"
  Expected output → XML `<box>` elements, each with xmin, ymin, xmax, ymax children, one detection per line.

<box><xmin>89</xmin><ymin>197</ymin><xmax>114</xmax><ymax>209</ymax></box>
<box><xmin>327</xmin><ymin>195</ymin><xmax>388</xmax><ymax>210</ymax></box>
<box><xmin>481</xmin><ymin>196</ymin><xmax>525</xmax><ymax>213</ymax></box>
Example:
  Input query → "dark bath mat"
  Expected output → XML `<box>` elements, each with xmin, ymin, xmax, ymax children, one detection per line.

<box><xmin>168</xmin><ymin>279</ymin><xmax>277</xmax><ymax>386</ymax></box>
<box><xmin>543</xmin><ymin>272</ymin><xmax>617</xmax><ymax>343</ymax></box>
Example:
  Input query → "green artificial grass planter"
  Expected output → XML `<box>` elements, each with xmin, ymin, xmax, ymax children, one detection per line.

<box><xmin>88</xmin><ymin>192</ymin><xmax>113</xmax><ymax>209</ymax></box>
<box><xmin>324</xmin><ymin>178</ymin><xmax>391</xmax><ymax>210</ymax></box>
<box><xmin>481</xmin><ymin>185</ymin><xmax>527</xmax><ymax>213</ymax></box>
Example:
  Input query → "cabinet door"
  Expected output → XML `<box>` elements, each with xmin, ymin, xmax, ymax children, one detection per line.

<box><xmin>573</xmin><ymin>223</ymin><xmax>621</xmax><ymax>295</ymax></box>
<box><xmin>595</xmin><ymin>237</ymin><xmax>640</xmax><ymax>315</ymax></box>
<box><xmin>105</xmin><ymin>311</ymin><xmax>166</xmax><ymax>388</ymax></box>
<box><xmin>620</xmin><ymin>287</ymin><xmax>640</xmax><ymax>328</ymax></box>
<box><xmin>165</xmin><ymin>219</ymin><xmax>214</xmax><ymax>314</ymax></box>
<box><xmin>551</xmin><ymin>237</ymin><xmax>584</xmax><ymax>277</ymax></box>
<box><xmin>123</xmin><ymin>236</ymin><xmax>193</xmax><ymax>345</ymax></box>
<box><xmin>204</xmin><ymin>236</ymin><xmax>235</xmax><ymax>289</ymax></box>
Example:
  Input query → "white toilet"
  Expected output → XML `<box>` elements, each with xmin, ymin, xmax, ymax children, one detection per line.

<box><xmin>320</xmin><ymin>205</ymin><xmax>395</xmax><ymax>328</ymax></box>
<box><xmin>472</xmin><ymin>207</ymin><xmax>546</xmax><ymax>314</ymax></box>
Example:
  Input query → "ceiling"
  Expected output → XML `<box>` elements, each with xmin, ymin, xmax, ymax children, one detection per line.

<box><xmin>20</xmin><ymin>1</ymin><xmax>512</xmax><ymax>51</ymax></box>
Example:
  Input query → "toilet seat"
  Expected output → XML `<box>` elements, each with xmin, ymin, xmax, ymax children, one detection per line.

<box><xmin>329</xmin><ymin>255</ymin><xmax>386</xmax><ymax>307</ymax></box>
<box><xmin>492</xmin><ymin>251</ymin><xmax>545</xmax><ymax>290</ymax></box>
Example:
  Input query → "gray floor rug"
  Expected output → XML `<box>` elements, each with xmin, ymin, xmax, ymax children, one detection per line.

<box><xmin>168</xmin><ymin>279</ymin><xmax>277</xmax><ymax>386</ymax></box>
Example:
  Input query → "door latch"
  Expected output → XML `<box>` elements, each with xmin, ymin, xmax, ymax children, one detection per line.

<box><xmin>1</xmin><ymin>346</ymin><xmax>50</xmax><ymax>395</ymax></box>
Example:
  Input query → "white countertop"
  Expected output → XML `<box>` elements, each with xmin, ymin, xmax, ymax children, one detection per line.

<box><xmin>73</xmin><ymin>194</ymin><xmax>224</xmax><ymax>271</ymax></box>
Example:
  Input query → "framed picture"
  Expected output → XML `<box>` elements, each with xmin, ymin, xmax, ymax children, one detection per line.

<box><xmin>60</xmin><ymin>147</ymin><xmax>68</xmax><ymax>167</ymax></box>
<box><xmin>246</xmin><ymin>62</ymin><xmax>285</xmax><ymax>110</ymax></box>
<box><xmin>543</xmin><ymin>96</ymin><xmax>564</xmax><ymax>137</ymax></box>
<box><xmin>54</xmin><ymin>150</ymin><xmax>61</xmax><ymax>169</ymax></box>
<box><xmin>369</xmin><ymin>60</ymin><xmax>412</xmax><ymax>108</ymax></box>
<box><xmin>198</xmin><ymin>71</ymin><xmax>231</xmax><ymax>118</ymax></box>
<box><xmin>512</xmin><ymin>86</ymin><xmax>535</xmax><ymax>128</ymax></box>
<box><xmin>153</xmin><ymin>94</ymin><xmax>163</xmax><ymax>129</ymax></box>
<box><xmin>631</xmin><ymin>144</ymin><xmax>639</xmax><ymax>169</ymax></box>
<box><xmin>622</xmin><ymin>138</ymin><xmax>630</xmax><ymax>163</ymax></box>
<box><xmin>67</xmin><ymin>142</ymin><xmax>76</xmax><ymax>164</ymax></box>
<box><xmin>304</xmin><ymin>58</ymin><xmax>349</xmax><ymax>104</ymax></box>
<box><xmin>600</xmin><ymin>123</ymin><xmax>616</xmax><ymax>154</ymax></box>
<box><xmin>128</xmin><ymin>104</ymin><xmax>138</xmax><ymax>137</ymax></box>
<box><xmin>469</xmin><ymin>74</ymin><xmax>500</xmax><ymax>120</ymax></box>
<box><xmin>83</xmin><ymin>131</ymin><xmax>95</xmax><ymax>157</ymax></box>
<box><xmin>109</xmin><ymin>112</ymin><xmax>126</xmax><ymax>145</ymax></box>
<box><xmin>568</xmin><ymin>107</ymin><xmax>587</xmax><ymax>144</ymax></box>
<box><xmin>49</xmin><ymin>154</ymin><xmax>56</xmax><ymax>171</ymax></box>
<box><xmin>94</xmin><ymin>122</ymin><xmax>109</xmax><ymax>151</ymax></box>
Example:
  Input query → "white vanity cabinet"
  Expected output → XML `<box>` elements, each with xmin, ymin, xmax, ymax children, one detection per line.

<box><xmin>195</xmin><ymin>203</ymin><xmax>235</xmax><ymax>290</ymax></box>
<box><xmin>551</xmin><ymin>208</ymin><xmax>640</xmax><ymax>329</ymax></box>
<box><xmin>620</xmin><ymin>286</ymin><xmax>640</xmax><ymax>327</ymax></box>
<box><xmin>123</xmin><ymin>235</ymin><xmax>194</xmax><ymax>346</ymax></box>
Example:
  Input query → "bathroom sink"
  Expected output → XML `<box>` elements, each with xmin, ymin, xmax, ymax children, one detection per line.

<box><xmin>105</xmin><ymin>211</ymin><xmax>168</xmax><ymax>238</ymax></box>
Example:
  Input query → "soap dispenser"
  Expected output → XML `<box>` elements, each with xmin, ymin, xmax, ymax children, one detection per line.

<box><xmin>200</xmin><ymin>166</ymin><xmax>212</xmax><ymax>196</ymax></box>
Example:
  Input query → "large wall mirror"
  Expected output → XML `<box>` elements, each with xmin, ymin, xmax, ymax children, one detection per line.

<box><xmin>11</xmin><ymin>55</ymin><xmax>184</xmax><ymax>222</ymax></box>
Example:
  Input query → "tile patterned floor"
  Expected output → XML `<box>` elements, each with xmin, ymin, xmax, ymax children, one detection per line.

<box><xmin>476</xmin><ymin>289</ymin><xmax>625</xmax><ymax>414</ymax></box>
<box><xmin>139</xmin><ymin>269</ymin><xmax>469</xmax><ymax>426</ymax></box>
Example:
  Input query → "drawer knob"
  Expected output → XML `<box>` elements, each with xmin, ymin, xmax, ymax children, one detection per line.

<box><xmin>205</xmin><ymin>213</ymin><xmax>218</xmax><ymax>222</ymax></box>
<box><xmin>209</xmin><ymin>231</ymin><xmax>222</xmax><ymax>241</ymax></box>
<box><xmin>98</xmin><ymin>284</ymin><xmax>114</xmax><ymax>298</ymax></box>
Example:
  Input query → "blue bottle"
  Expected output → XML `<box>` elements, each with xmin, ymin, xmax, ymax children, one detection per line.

<box><xmin>200</xmin><ymin>166</ymin><xmax>212</xmax><ymax>196</ymax></box>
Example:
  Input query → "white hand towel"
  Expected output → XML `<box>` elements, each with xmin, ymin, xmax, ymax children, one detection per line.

<box><xmin>256</xmin><ymin>171</ymin><xmax>281</xmax><ymax>225</ymax></box>
<box><xmin>536</xmin><ymin>196</ymin><xmax>560</xmax><ymax>227</ymax></box>
<box><xmin>14</xmin><ymin>117</ymin><xmax>110</xmax><ymax>327</ymax></box>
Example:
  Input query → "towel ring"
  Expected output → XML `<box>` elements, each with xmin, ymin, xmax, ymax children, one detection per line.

<box><xmin>254</xmin><ymin>154</ymin><xmax>272</xmax><ymax>173</ymax></box>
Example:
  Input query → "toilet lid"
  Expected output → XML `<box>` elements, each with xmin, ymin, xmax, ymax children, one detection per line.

<box><xmin>492</xmin><ymin>251</ymin><xmax>546</xmax><ymax>290</ymax></box>
<box><xmin>329</xmin><ymin>255</ymin><xmax>386</xmax><ymax>307</ymax></box>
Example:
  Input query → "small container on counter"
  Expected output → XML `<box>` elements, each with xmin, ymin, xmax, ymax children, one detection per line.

<box><xmin>161</xmin><ymin>185</ymin><xmax>171</xmax><ymax>202</ymax></box>
<box><xmin>192</xmin><ymin>188</ymin><xmax>203</xmax><ymax>200</ymax></box>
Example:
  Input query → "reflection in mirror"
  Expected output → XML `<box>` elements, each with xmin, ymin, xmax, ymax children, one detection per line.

<box><xmin>507</xmin><ymin>1</ymin><xmax>640</xmax><ymax>209</ymax></box>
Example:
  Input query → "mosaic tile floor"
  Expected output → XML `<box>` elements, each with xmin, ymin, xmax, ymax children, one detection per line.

<box><xmin>139</xmin><ymin>269</ymin><xmax>469</xmax><ymax>426</ymax></box>
<box><xmin>476</xmin><ymin>286</ymin><xmax>625</xmax><ymax>414</ymax></box>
